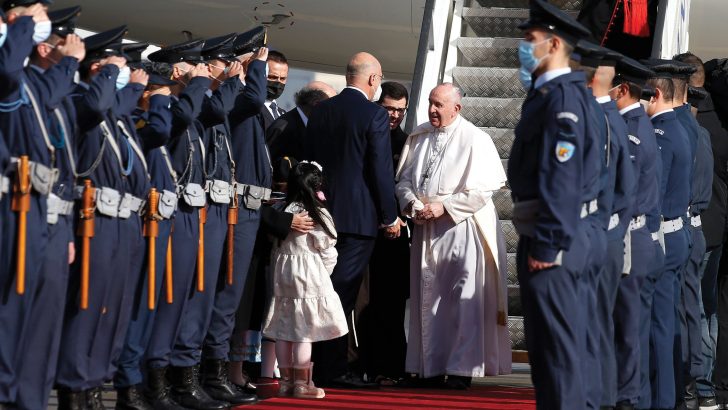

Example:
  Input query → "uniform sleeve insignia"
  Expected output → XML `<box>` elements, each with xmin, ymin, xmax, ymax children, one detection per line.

<box><xmin>555</xmin><ymin>141</ymin><xmax>576</xmax><ymax>162</ymax></box>
<box><xmin>628</xmin><ymin>135</ymin><xmax>641</xmax><ymax>145</ymax></box>
<box><xmin>556</xmin><ymin>112</ymin><xmax>579</xmax><ymax>123</ymax></box>
<box><xmin>654</xmin><ymin>129</ymin><xmax>665</xmax><ymax>135</ymax></box>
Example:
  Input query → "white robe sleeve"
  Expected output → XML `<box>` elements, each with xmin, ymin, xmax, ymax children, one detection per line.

<box><xmin>443</xmin><ymin>190</ymin><xmax>494</xmax><ymax>225</ymax></box>
<box><xmin>395</xmin><ymin>134</ymin><xmax>424</xmax><ymax>217</ymax></box>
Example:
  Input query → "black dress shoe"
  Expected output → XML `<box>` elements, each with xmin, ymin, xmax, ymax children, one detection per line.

<box><xmin>329</xmin><ymin>373</ymin><xmax>379</xmax><ymax>389</ymax></box>
<box><xmin>116</xmin><ymin>385</ymin><xmax>154</xmax><ymax>410</ymax></box>
<box><xmin>168</xmin><ymin>365</ymin><xmax>229</xmax><ymax>410</ymax></box>
<box><xmin>443</xmin><ymin>375</ymin><xmax>471</xmax><ymax>390</ymax></box>
<box><xmin>57</xmin><ymin>388</ymin><xmax>87</xmax><ymax>410</ymax></box>
<box><xmin>86</xmin><ymin>387</ymin><xmax>107</xmax><ymax>410</ymax></box>
<box><xmin>699</xmin><ymin>396</ymin><xmax>719</xmax><ymax>410</ymax></box>
<box><xmin>201</xmin><ymin>359</ymin><xmax>257</xmax><ymax>405</ymax></box>
<box><xmin>615</xmin><ymin>400</ymin><xmax>635</xmax><ymax>410</ymax></box>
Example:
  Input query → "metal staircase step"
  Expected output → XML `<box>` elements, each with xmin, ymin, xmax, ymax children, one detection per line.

<box><xmin>453</xmin><ymin>67</ymin><xmax>524</xmax><ymax>99</ymax></box>
<box><xmin>476</xmin><ymin>0</ymin><xmax>582</xmax><ymax>11</ymax></box>
<box><xmin>506</xmin><ymin>252</ymin><xmax>517</xmax><ymax>286</ymax></box>
<box><xmin>501</xmin><ymin>219</ymin><xmax>519</xmax><ymax>254</ymax></box>
<box><xmin>457</xmin><ymin>37</ymin><xmax>521</xmax><ymax>68</ymax></box>
<box><xmin>482</xmin><ymin>127</ymin><xmax>516</xmax><ymax>158</ymax></box>
<box><xmin>461</xmin><ymin>97</ymin><xmax>524</xmax><ymax>128</ymax></box>
<box><xmin>493</xmin><ymin>188</ymin><xmax>514</xmax><ymax>220</ymax></box>
<box><xmin>463</xmin><ymin>7</ymin><xmax>529</xmax><ymax>38</ymax></box>
<box><xmin>508</xmin><ymin>285</ymin><xmax>522</xmax><ymax>317</ymax></box>
<box><xmin>508</xmin><ymin>316</ymin><xmax>526</xmax><ymax>350</ymax></box>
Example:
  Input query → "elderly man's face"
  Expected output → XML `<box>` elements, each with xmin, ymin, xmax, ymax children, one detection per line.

<box><xmin>379</xmin><ymin>96</ymin><xmax>407</xmax><ymax>130</ymax></box>
<box><xmin>428</xmin><ymin>87</ymin><xmax>460</xmax><ymax>128</ymax></box>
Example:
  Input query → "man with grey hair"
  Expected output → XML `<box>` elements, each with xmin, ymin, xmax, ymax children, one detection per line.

<box><xmin>266</xmin><ymin>83</ymin><xmax>330</xmax><ymax>161</ymax></box>
<box><xmin>395</xmin><ymin>83</ymin><xmax>511</xmax><ymax>388</ymax></box>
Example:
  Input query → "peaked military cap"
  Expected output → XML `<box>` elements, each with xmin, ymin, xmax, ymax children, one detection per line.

<box><xmin>83</xmin><ymin>25</ymin><xmax>128</xmax><ymax>61</ymax></box>
<box><xmin>49</xmin><ymin>5</ymin><xmax>79</xmax><ymax>37</ymax></box>
<box><xmin>687</xmin><ymin>86</ymin><xmax>709</xmax><ymax>107</ymax></box>
<box><xmin>641</xmin><ymin>58</ymin><xmax>696</xmax><ymax>79</ymax></box>
<box><xmin>2</xmin><ymin>0</ymin><xmax>51</xmax><ymax>11</ymax></box>
<box><xmin>147</xmin><ymin>39</ymin><xmax>205</xmax><ymax>64</ymax></box>
<box><xmin>148</xmin><ymin>73</ymin><xmax>177</xmax><ymax>87</ymax></box>
<box><xmin>518</xmin><ymin>0</ymin><xmax>590</xmax><ymax>44</ymax></box>
<box><xmin>615</xmin><ymin>56</ymin><xmax>655</xmax><ymax>87</ymax></box>
<box><xmin>232</xmin><ymin>26</ymin><xmax>266</xmax><ymax>56</ymax></box>
<box><xmin>202</xmin><ymin>32</ymin><xmax>237</xmax><ymax>61</ymax></box>
<box><xmin>574</xmin><ymin>40</ymin><xmax>621</xmax><ymax>68</ymax></box>
<box><xmin>121</xmin><ymin>42</ymin><xmax>148</xmax><ymax>66</ymax></box>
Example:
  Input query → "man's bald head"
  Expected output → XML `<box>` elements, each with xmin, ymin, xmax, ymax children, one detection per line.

<box><xmin>306</xmin><ymin>80</ymin><xmax>337</xmax><ymax>98</ymax></box>
<box><xmin>428</xmin><ymin>83</ymin><xmax>462</xmax><ymax>128</ymax></box>
<box><xmin>345</xmin><ymin>52</ymin><xmax>383</xmax><ymax>101</ymax></box>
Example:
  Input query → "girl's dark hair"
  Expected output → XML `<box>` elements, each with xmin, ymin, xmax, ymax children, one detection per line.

<box><xmin>286</xmin><ymin>162</ymin><xmax>336</xmax><ymax>239</ymax></box>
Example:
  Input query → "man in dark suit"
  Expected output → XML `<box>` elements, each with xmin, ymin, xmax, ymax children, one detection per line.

<box><xmin>260</xmin><ymin>50</ymin><xmax>288</xmax><ymax>130</ymax></box>
<box><xmin>358</xmin><ymin>81</ymin><xmax>411</xmax><ymax>385</ymax></box>
<box><xmin>305</xmin><ymin>52</ymin><xmax>403</xmax><ymax>388</ymax></box>
<box><xmin>266</xmin><ymin>84</ymin><xmax>330</xmax><ymax>161</ymax></box>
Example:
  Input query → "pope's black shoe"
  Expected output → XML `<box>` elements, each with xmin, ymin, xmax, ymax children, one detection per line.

<box><xmin>86</xmin><ymin>387</ymin><xmax>107</xmax><ymax>410</ymax></box>
<box><xmin>201</xmin><ymin>359</ymin><xmax>257</xmax><ymax>405</ymax></box>
<box><xmin>57</xmin><ymin>388</ymin><xmax>86</xmax><ymax>410</ymax></box>
<box><xmin>116</xmin><ymin>385</ymin><xmax>153</xmax><ymax>410</ymax></box>
<box><xmin>168</xmin><ymin>365</ymin><xmax>229</xmax><ymax>410</ymax></box>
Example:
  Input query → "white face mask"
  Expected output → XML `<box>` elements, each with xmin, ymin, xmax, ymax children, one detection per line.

<box><xmin>116</xmin><ymin>66</ymin><xmax>131</xmax><ymax>90</ymax></box>
<box><xmin>32</xmin><ymin>20</ymin><xmax>52</xmax><ymax>44</ymax></box>
<box><xmin>372</xmin><ymin>84</ymin><xmax>382</xmax><ymax>102</ymax></box>
<box><xmin>0</xmin><ymin>23</ymin><xmax>7</xmax><ymax>49</ymax></box>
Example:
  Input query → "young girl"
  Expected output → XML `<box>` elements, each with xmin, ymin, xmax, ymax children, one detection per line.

<box><xmin>261</xmin><ymin>161</ymin><xmax>348</xmax><ymax>399</ymax></box>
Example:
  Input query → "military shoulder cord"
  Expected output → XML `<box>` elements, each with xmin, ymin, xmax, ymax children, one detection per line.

<box><xmin>117</xmin><ymin>120</ymin><xmax>150</xmax><ymax>180</ymax></box>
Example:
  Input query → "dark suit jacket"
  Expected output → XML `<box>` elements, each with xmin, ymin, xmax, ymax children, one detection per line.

<box><xmin>304</xmin><ymin>87</ymin><xmax>398</xmax><ymax>237</ymax></box>
<box><xmin>697</xmin><ymin>93</ymin><xmax>728</xmax><ymax>247</ymax></box>
<box><xmin>260</xmin><ymin>101</ymin><xmax>286</xmax><ymax>130</ymax></box>
<box><xmin>266</xmin><ymin>108</ymin><xmax>306</xmax><ymax>162</ymax></box>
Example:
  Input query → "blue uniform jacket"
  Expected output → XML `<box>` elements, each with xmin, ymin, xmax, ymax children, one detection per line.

<box><xmin>201</xmin><ymin>77</ymin><xmax>243</xmax><ymax>183</ymax></box>
<box><xmin>600</xmin><ymin>100</ymin><xmax>636</xmax><ymax>240</ymax></box>
<box><xmin>114</xmin><ymin>83</ymin><xmax>155</xmax><ymax>198</ymax></box>
<box><xmin>622</xmin><ymin>104</ymin><xmax>662</xmax><ymax>233</ymax></box>
<box><xmin>652</xmin><ymin>110</ymin><xmax>692</xmax><ymax>220</ymax></box>
<box><xmin>510</xmin><ymin>71</ymin><xmax>593</xmax><ymax>262</ymax></box>
<box><xmin>228</xmin><ymin>60</ymin><xmax>268</xmax><ymax>188</ymax></box>
<box><xmin>675</xmin><ymin>104</ymin><xmax>713</xmax><ymax>216</ymax></box>
<box><xmin>167</xmin><ymin>76</ymin><xmax>210</xmax><ymax>187</ymax></box>
<box><xmin>304</xmin><ymin>87</ymin><xmax>398</xmax><ymax>238</ymax></box>
<box><xmin>0</xmin><ymin>17</ymin><xmax>34</xmax><ymax>99</ymax></box>
<box><xmin>132</xmin><ymin>96</ymin><xmax>175</xmax><ymax>194</ymax></box>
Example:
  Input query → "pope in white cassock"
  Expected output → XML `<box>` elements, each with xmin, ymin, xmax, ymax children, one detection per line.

<box><xmin>395</xmin><ymin>83</ymin><xmax>511</xmax><ymax>382</ymax></box>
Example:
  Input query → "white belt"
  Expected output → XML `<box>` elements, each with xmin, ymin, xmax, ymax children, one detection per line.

<box><xmin>608</xmin><ymin>213</ymin><xmax>620</xmax><ymax>231</ymax></box>
<box><xmin>629</xmin><ymin>215</ymin><xmax>646</xmax><ymax>231</ymax></box>
<box><xmin>47</xmin><ymin>193</ymin><xmax>74</xmax><ymax>224</ymax></box>
<box><xmin>235</xmin><ymin>183</ymin><xmax>272</xmax><ymax>201</ymax></box>
<box><xmin>691</xmin><ymin>215</ymin><xmax>702</xmax><ymax>228</ymax></box>
<box><xmin>651</xmin><ymin>232</ymin><xmax>660</xmax><ymax>241</ymax></box>
<box><xmin>580</xmin><ymin>199</ymin><xmax>598</xmax><ymax>219</ymax></box>
<box><xmin>661</xmin><ymin>217</ymin><xmax>684</xmax><ymax>234</ymax></box>
<box><xmin>0</xmin><ymin>176</ymin><xmax>9</xmax><ymax>200</ymax></box>
<box><xmin>10</xmin><ymin>157</ymin><xmax>59</xmax><ymax>196</ymax></box>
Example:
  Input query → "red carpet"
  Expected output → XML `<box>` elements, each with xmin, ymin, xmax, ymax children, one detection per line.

<box><xmin>237</xmin><ymin>385</ymin><xmax>536</xmax><ymax>409</ymax></box>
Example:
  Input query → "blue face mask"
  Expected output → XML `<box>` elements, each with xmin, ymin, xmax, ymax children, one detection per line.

<box><xmin>0</xmin><ymin>23</ymin><xmax>7</xmax><ymax>49</ymax></box>
<box><xmin>32</xmin><ymin>20</ymin><xmax>52</xmax><ymax>44</ymax></box>
<box><xmin>518</xmin><ymin>38</ymin><xmax>551</xmax><ymax>89</ymax></box>
<box><xmin>116</xmin><ymin>66</ymin><xmax>131</xmax><ymax>90</ymax></box>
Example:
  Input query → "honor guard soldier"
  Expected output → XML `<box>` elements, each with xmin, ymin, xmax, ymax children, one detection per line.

<box><xmin>168</xmin><ymin>32</ymin><xmax>257</xmax><ymax>406</ymax></box>
<box><xmin>114</xmin><ymin>69</ymin><xmax>178</xmax><ymax>410</ymax></box>
<box><xmin>145</xmin><ymin>39</ymin><xmax>230</xmax><ymax>410</ymax></box>
<box><xmin>16</xmin><ymin>6</ymin><xmax>85</xmax><ymax>410</ymax></box>
<box><xmin>509</xmin><ymin>1</ymin><xmax>596</xmax><ymax>408</ymax></box>
<box><xmin>0</xmin><ymin>1</ymin><xmax>78</xmax><ymax>408</ymax></box>
<box><xmin>670</xmin><ymin>57</ymin><xmax>714</xmax><ymax>409</ymax></box>
<box><xmin>575</xmin><ymin>40</ymin><xmax>637</xmax><ymax>409</ymax></box>
<box><xmin>610</xmin><ymin>56</ymin><xmax>662</xmax><ymax>410</ymax></box>
<box><xmin>0</xmin><ymin>7</ymin><xmax>12</xmax><ymax>299</ymax></box>
<box><xmin>203</xmin><ymin>27</ymin><xmax>269</xmax><ymax>388</ymax></box>
<box><xmin>641</xmin><ymin>58</ymin><xmax>694</xmax><ymax>410</ymax></box>
<box><xmin>53</xmin><ymin>25</ymin><xmax>132</xmax><ymax>410</ymax></box>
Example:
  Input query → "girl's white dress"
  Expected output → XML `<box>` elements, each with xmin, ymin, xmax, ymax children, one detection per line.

<box><xmin>261</xmin><ymin>203</ymin><xmax>349</xmax><ymax>342</ymax></box>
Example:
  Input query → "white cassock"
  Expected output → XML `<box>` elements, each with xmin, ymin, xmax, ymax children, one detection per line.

<box><xmin>395</xmin><ymin>115</ymin><xmax>510</xmax><ymax>378</ymax></box>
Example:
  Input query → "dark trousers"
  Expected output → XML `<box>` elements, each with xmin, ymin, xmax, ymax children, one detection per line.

<box><xmin>202</xmin><ymin>209</ymin><xmax>259</xmax><ymax>361</ymax></box>
<box><xmin>312</xmin><ymin>234</ymin><xmax>376</xmax><ymax>384</ymax></box>
<box><xmin>102</xmin><ymin>216</ymin><xmax>145</xmax><ymax>384</ymax></box>
<box><xmin>598</xmin><ymin>235</ymin><xmax>625</xmax><ymax>407</ymax></box>
<box><xmin>715</xmin><ymin>241</ymin><xmax>728</xmax><ymax>403</ymax></box>
<box><xmin>15</xmin><ymin>216</ymin><xmax>71</xmax><ymax>410</ymax></box>
<box><xmin>697</xmin><ymin>248</ymin><xmax>719</xmax><ymax>397</ymax></box>
<box><xmin>0</xmin><ymin>194</ymin><xmax>48</xmax><ymax>402</ymax></box>
<box><xmin>518</xmin><ymin>227</ymin><xmax>589</xmax><ymax>410</ymax></box>
<box><xmin>615</xmin><ymin>227</ymin><xmax>651</xmax><ymax>405</ymax></box>
<box><xmin>146</xmin><ymin>206</ymin><xmax>200</xmax><ymax>369</ymax></box>
<box><xmin>358</xmin><ymin>230</ymin><xmax>409</xmax><ymax>379</ymax></box>
<box><xmin>114</xmin><ymin>219</ymin><xmax>172</xmax><ymax>388</ymax></box>
<box><xmin>681</xmin><ymin>225</ymin><xmax>705</xmax><ymax>383</ymax></box>
<box><xmin>56</xmin><ymin>215</ymin><xmax>123</xmax><ymax>391</ymax></box>
<box><xmin>171</xmin><ymin>203</ymin><xmax>228</xmax><ymax>367</ymax></box>
<box><xmin>581</xmin><ymin>217</ymin><xmax>605</xmax><ymax>410</ymax></box>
